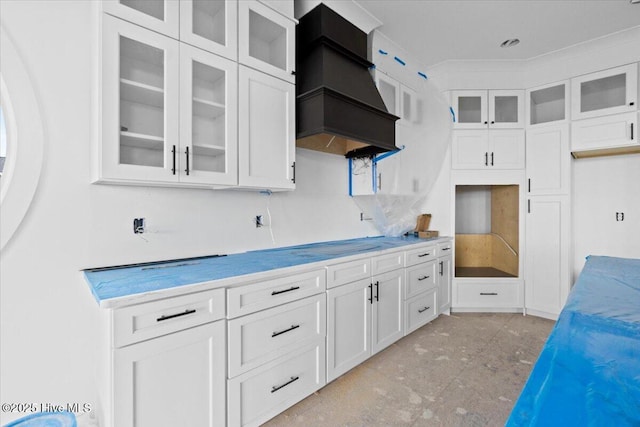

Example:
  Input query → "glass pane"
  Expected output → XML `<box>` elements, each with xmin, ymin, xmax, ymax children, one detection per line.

<box><xmin>403</xmin><ymin>91</ymin><xmax>412</xmax><ymax>121</ymax></box>
<box><xmin>249</xmin><ymin>10</ymin><xmax>286</xmax><ymax>70</ymax></box>
<box><xmin>530</xmin><ymin>85</ymin><xmax>565</xmax><ymax>125</ymax></box>
<box><xmin>121</xmin><ymin>0</ymin><xmax>164</xmax><ymax>20</ymax></box>
<box><xmin>119</xmin><ymin>36</ymin><xmax>164</xmax><ymax>167</ymax></box>
<box><xmin>192</xmin><ymin>61</ymin><xmax>226</xmax><ymax>173</ymax></box>
<box><xmin>379</xmin><ymin>80</ymin><xmax>397</xmax><ymax>115</ymax></box>
<box><xmin>193</xmin><ymin>0</ymin><xmax>226</xmax><ymax>46</ymax></box>
<box><xmin>458</xmin><ymin>96</ymin><xmax>481</xmax><ymax>123</ymax></box>
<box><xmin>494</xmin><ymin>96</ymin><xmax>518</xmax><ymax>123</ymax></box>
<box><xmin>581</xmin><ymin>73</ymin><xmax>625</xmax><ymax>113</ymax></box>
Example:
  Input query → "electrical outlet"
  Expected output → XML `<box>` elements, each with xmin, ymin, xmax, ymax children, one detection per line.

<box><xmin>255</xmin><ymin>215</ymin><xmax>263</xmax><ymax>228</ymax></box>
<box><xmin>616</xmin><ymin>212</ymin><xmax>625</xmax><ymax>222</ymax></box>
<box><xmin>133</xmin><ymin>218</ymin><xmax>145</xmax><ymax>234</ymax></box>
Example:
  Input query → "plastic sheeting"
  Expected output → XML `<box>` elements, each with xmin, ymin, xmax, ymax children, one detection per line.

<box><xmin>3</xmin><ymin>412</ymin><xmax>76</xmax><ymax>427</ymax></box>
<box><xmin>84</xmin><ymin>235</ymin><xmax>429</xmax><ymax>303</ymax></box>
<box><xmin>507</xmin><ymin>256</ymin><xmax>640</xmax><ymax>426</ymax></box>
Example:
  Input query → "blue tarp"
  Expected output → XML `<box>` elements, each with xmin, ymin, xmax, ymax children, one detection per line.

<box><xmin>507</xmin><ymin>256</ymin><xmax>640</xmax><ymax>426</ymax></box>
<box><xmin>84</xmin><ymin>235</ymin><xmax>429</xmax><ymax>303</ymax></box>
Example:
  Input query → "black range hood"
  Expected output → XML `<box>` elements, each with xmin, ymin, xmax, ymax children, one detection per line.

<box><xmin>295</xmin><ymin>4</ymin><xmax>399</xmax><ymax>158</ymax></box>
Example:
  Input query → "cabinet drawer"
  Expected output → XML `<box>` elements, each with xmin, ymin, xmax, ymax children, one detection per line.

<box><xmin>437</xmin><ymin>241</ymin><xmax>452</xmax><ymax>256</ymax></box>
<box><xmin>227</xmin><ymin>269</ymin><xmax>326</xmax><ymax>318</ymax></box>
<box><xmin>326</xmin><ymin>258</ymin><xmax>370</xmax><ymax>289</ymax></box>
<box><xmin>228</xmin><ymin>294</ymin><xmax>326</xmax><ymax>377</ymax></box>
<box><xmin>228</xmin><ymin>341</ymin><xmax>326</xmax><ymax>427</ymax></box>
<box><xmin>455</xmin><ymin>282</ymin><xmax>522</xmax><ymax>308</ymax></box>
<box><xmin>405</xmin><ymin>245</ymin><xmax>436</xmax><ymax>267</ymax></box>
<box><xmin>371</xmin><ymin>251</ymin><xmax>404</xmax><ymax>275</ymax></box>
<box><xmin>405</xmin><ymin>288</ymin><xmax>438</xmax><ymax>335</ymax></box>
<box><xmin>113</xmin><ymin>288</ymin><xmax>225</xmax><ymax>348</ymax></box>
<box><xmin>405</xmin><ymin>260</ymin><xmax>438</xmax><ymax>299</ymax></box>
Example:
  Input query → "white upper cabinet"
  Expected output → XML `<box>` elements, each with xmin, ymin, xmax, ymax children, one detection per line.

<box><xmin>180</xmin><ymin>0</ymin><xmax>238</xmax><ymax>61</ymax></box>
<box><xmin>452</xmin><ymin>90</ymin><xmax>524</xmax><ymax>129</ymax></box>
<box><xmin>101</xmin><ymin>15</ymin><xmax>180</xmax><ymax>183</ymax></box>
<box><xmin>374</xmin><ymin>71</ymin><xmax>417</xmax><ymax>127</ymax></box>
<box><xmin>103</xmin><ymin>0</ymin><xmax>180</xmax><ymax>38</ymax></box>
<box><xmin>571</xmin><ymin>111</ymin><xmax>638</xmax><ymax>158</ymax></box>
<box><xmin>526</xmin><ymin>81</ymin><xmax>569</xmax><ymax>127</ymax></box>
<box><xmin>571</xmin><ymin>63</ymin><xmax>637</xmax><ymax>120</ymax></box>
<box><xmin>179</xmin><ymin>44</ymin><xmax>238</xmax><ymax>186</ymax></box>
<box><xmin>238</xmin><ymin>66</ymin><xmax>295</xmax><ymax>190</ymax></box>
<box><xmin>452</xmin><ymin>129</ymin><xmax>525</xmax><ymax>170</ymax></box>
<box><xmin>238</xmin><ymin>0</ymin><xmax>296</xmax><ymax>84</ymax></box>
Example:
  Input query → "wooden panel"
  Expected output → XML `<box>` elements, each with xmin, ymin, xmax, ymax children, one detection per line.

<box><xmin>296</xmin><ymin>133</ymin><xmax>369</xmax><ymax>156</ymax></box>
<box><xmin>491</xmin><ymin>185</ymin><xmax>519</xmax><ymax>251</ymax></box>
<box><xmin>491</xmin><ymin>234</ymin><xmax>519</xmax><ymax>277</ymax></box>
<box><xmin>455</xmin><ymin>234</ymin><xmax>492</xmax><ymax>267</ymax></box>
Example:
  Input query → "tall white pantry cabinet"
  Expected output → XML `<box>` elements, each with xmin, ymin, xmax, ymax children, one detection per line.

<box><xmin>96</xmin><ymin>0</ymin><xmax>296</xmax><ymax>190</ymax></box>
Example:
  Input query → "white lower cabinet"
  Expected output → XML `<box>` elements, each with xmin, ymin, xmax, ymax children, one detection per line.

<box><xmin>228</xmin><ymin>341</ymin><xmax>325</xmax><ymax>427</ymax></box>
<box><xmin>454</xmin><ymin>281</ymin><xmax>523</xmax><ymax>308</ymax></box>
<box><xmin>113</xmin><ymin>321</ymin><xmax>226</xmax><ymax>427</ymax></box>
<box><xmin>371</xmin><ymin>269</ymin><xmax>404</xmax><ymax>354</ymax></box>
<box><xmin>437</xmin><ymin>243</ymin><xmax>453</xmax><ymax>313</ymax></box>
<box><xmin>405</xmin><ymin>288</ymin><xmax>438</xmax><ymax>335</ymax></box>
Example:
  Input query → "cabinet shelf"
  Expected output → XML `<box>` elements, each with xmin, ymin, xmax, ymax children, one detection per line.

<box><xmin>120</xmin><ymin>131</ymin><xmax>164</xmax><ymax>150</ymax></box>
<box><xmin>193</xmin><ymin>97</ymin><xmax>226</xmax><ymax>118</ymax></box>
<box><xmin>120</xmin><ymin>78</ymin><xmax>164</xmax><ymax>108</ymax></box>
<box><xmin>193</xmin><ymin>143</ymin><xmax>226</xmax><ymax>157</ymax></box>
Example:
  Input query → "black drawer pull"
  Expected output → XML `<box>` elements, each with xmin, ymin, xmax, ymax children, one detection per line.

<box><xmin>418</xmin><ymin>306</ymin><xmax>430</xmax><ymax>313</ymax></box>
<box><xmin>417</xmin><ymin>253</ymin><xmax>431</xmax><ymax>258</ymax></box>
<box><xmin>480</xmin><ymin>292</ymin><xmax>498</xmax><ymax>296</ymax></box>
<box><xmin>441</xmin><ymin>247</ymin><xmax>451</xmax><ymax>251</ymax></box>
<box><xmin>271</xmin><ymin>376</ymin><xmax>299</xmax><ymax>393</ymax></box>
<box><xmin>272</xmin><ymin>324</ymin><xmax>300</xmax><ymax>338</ymax></box>
<box><xmin>418</xmin><ymin>275</ymin><xmax>430</xmax><ymax>281</ymax></box>
<box><xmin>272</xmin><ymin>286</ymin><xmax>300</xmax><ymax>296</ymax></box>
<box><xmin>157</xmin><ymin>309</ymin><xmax>196</xmax><ymax>322</ymax></box>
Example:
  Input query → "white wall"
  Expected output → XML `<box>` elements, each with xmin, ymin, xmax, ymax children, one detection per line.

<box><xmin>0</xmin><ymin>1</ymin><xmax>379</xmax><ymax>424</ymax></box>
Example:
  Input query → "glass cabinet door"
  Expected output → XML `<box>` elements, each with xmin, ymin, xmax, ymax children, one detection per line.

<box><xmin>180</xmin><ymin>44</ymin><xmax>238</xmax><ymax>186</ymax></box>
<box><xmin>489</xmin><ymin>90</ymin><xmax>524</xmax><ymax>129</ymax></box>
<box><xmin>180</xmin><ymin>0</ymin><xmax>237</xmax><ymax>61</ymax></box>
<box><xmin>238</xmin><ymin>1</ymin><xmax>295</xmax><ymax>83</ymax></box>
<box><xmin>451</xmin><ymin>90</ymin><xmax>487</xmax><ymax>129</ymax></box>
<box><xmin>101</xmin><ymin>15</ymin><xmax>179</xmax><ymax>183</ymax></box>
<box><xmin>571</xmin><ymin>63</ymin><xmax>637</xmax><ymax>120</ymax></box>
<box><xmin>102</xmin><ymin>0</ymin><xmax>180</xmax><ymax>38</ymax></box>
<box><xmin>375</xmin><ymin>71</ymin><xmax>400</xmax><ymax>117</ymax></box>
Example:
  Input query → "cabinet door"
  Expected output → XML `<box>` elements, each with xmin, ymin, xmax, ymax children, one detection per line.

<box><xmin>571</xmin><ymin>63</ymin><xmax>638</xmax><ymax>120</ymax></box>
<box><xmin>489</xmin><ymin>90</ymin><xmax>524</xmax><ymax>129</ymax></box>
<box><xmin>113</xmin><ymin>321</ymin><xmax>226</xmax><ymax>427</ymax></box>
<box><xmin>102</xmin><ymin>0</ymin><xmax>180</xmax><ymax>38</ymax></box>
<box><xmin>180</xmin><ymin>0</ymin><xmax>238</xmax><ymax>61</ymax></box>
<box><xmin>238</xmin><ymin>66</ymin><xmax>295</xmax><ymax>190</ymax></box>
<box><xmin>101</xmin><ymin>15</ymin><xmax>180</xmax><ymax>183</ymax></box>
<box><xmin>526</xmin><ymin>124</ymin><xmax>570</xmax><ymax>195</ymax></box>
<box><xmin>405</xmin><ymin>288</ymin><xmax>438</xmax><ymax>335</ymax></box>
<box><xmin>238</xmin><ymin>0</ymin><xmax>295</xmax><ymax>84</ymax></box>
<box><xmin>451</xmin><ymin>90</ymin><xmax>488</xmax><ymax>129</ymax></box>
<box><xmin>525</xmin><ymin>196</ymin><xmax>570</xmax><ymax>318</ymax></box>
<box><xmin>571</xmin><ymin>111</ymin><xmax>638</xmax><ymax>154</ymax></box>
<box><xmin>371</xmin><ymin>269</ymin><xmax>404</xmax><ymax>355</ymax></box>
<box><xmin>451</xmin><ymin>130</ymin><xmax>489</xmax><ymax>169</ymax></box>
<box><xmin>326</xmin><ymin>278</ymin><xmax>371</xmax><ymax>382</ymax></box>
<box><xmin>179</xmin><ymin>44</ymin><xmax>238</xmax><ymax>186</ymax></box>
<box><xmin>490</xmin><ymin>129</ymin><xmax>525</xmax><ymax>169</ymax></box>
<box><xmin>438</xmin><ymin>255</ymin><xmax>452</xmax><ymax>313</ymax></box>
<box><xmin>375</xmin><ymin>71</ymin><xmax>401</xmax><ymax>118</ymax></box>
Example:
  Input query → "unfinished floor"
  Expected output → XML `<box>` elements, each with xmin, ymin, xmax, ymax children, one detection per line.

<box><xmin>264</xmin><ymin>313</ymin><xmax>554</xmax><ymax>427</ymax></box>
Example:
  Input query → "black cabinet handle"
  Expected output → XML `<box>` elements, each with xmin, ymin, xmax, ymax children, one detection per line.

<box><xmin>484</xmin><ymin>121</ymin><xmax>488</xmax><ymax>124</ymax></box>
<box><xmin>172</xmin><ymin>145</ymin><xmax>176</xmax><ymax>175</ymax></box>
<box><xmin>485</xmin><ymin>152</ymin><xmax>488</xmax><ymax>166</ymax></box>
<box><xmin>632</xmin><ymin>123</ymin><xmax>634</xmax><ymax>141</ymax></box>
<box><xmin>418</xmin><ymin>275</ymin><xmax>430</xmax><ymax>281</ymax></box>
<box><xmin>528</xmin><ymin>178</ymin><xmax>531</xmax><ymax>193</ymax></box>
<box><xmin>375</xmin><ymin>281</ymin><xmax>379</xmax><ymax>301</ymax></box>
<box><xmin>272</xmin><ymin>324</ymin><xmax>300</xmax><ymax>338</ymax></box>
<box><xmin>271</xmin><ymin>376</ymin><xmax>299</xmax><ymax>393</ymax></box>
<box><xmin>491</xmin><ymin>121</ymin><xmax>495</xmax><ymax>124</ymax></box>
<box><xmin>291</xmin><ymin>161</ymin><xmax>296</xmax><ymax>183</ymax></box>
<box><xmin>417</xmin><ymin>253</ymin><xmax>430</xmax><ymax>258</ymax></box>
<box><xmin>185</xmin><ymin>146</ymin><xmax>190</xmax><ymax>175</ymax></box>
<box><xmin>528</xmin><ymin>199</ymin><xmax>531</xmax><ymax>214</ymax></box>
<box><xmin>630</xmin><ymin>102</ymin><xmax>635</xmax><ymax>106</ymax></box>
<box><xmin>439</xmin><ymin>261</ymin><xmax>443</xmax><ymax>276</ymax></box>
<box><xmin>418</xmin><ymin>306</ymin><xmax>430</xmax><ymax>313</ymax></box>
<box><xmin>157</xmin><ymin>309</ymin><xmax>196</xmax><ymax>322</ymax></box>
<box><xmin>441</xmin><ymin>247</ymin><xmax>451</xmax><ymax>251</ymax></box>
<box><xmin>271</xmin><ymin>286</ymin><xmax>300</xmax><ymax>296</ymax></box>
<box><xmin>491</xmin><ymin>152</ymin><xmax>494</xmax><ymax>166</ymax></box>
<box><xmin>368</xmin><ymin>283</ymin><xmax>373</xmax><ymax>304</ymax></box>
<box><xmin>480</xmin><ymin>292</ymin><xmax>498</xmax><ymax>296</ymax></box>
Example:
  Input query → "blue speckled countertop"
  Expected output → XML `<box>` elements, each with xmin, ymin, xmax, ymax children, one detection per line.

<box><xmin>84</xmin><ymin>235</ymin><xmax>441</xmax><ymax>307</ymax></box>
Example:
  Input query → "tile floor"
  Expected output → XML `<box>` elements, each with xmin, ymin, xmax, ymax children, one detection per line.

<box><xmin>264</xmin><ymin>313</ymin><xmax>554</xmax><ymax>426</ymax></box>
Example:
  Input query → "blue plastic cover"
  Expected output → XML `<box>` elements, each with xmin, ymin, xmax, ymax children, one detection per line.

<box><xmin>84</xmin><ymin>236</ymin><xmax>429</xmax><ymax>303</ymax></box>
<box><xmin>507</xmin><ymin>256</ymin><xmax>640</xmax><ymax>426</ymax></box>
<box><xmin>3</xmin><ymin>412</ymin><xmax>76</xmax><ymax>427</ymax></box>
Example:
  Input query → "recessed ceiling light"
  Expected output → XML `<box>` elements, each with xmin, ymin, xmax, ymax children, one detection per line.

<box><xmin>500</xmin><ymin>39</ymin><xmax>520</xmax><ymax>48</ymax></box>
<box><xmin>631</xmin><ymin>0</ymin><xmax>640</xmax><ymax>4</ymax></box>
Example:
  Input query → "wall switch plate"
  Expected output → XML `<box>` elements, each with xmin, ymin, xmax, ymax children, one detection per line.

<box><xmin>133</xmin><ymin>218</ymin><xmax>145</xmax><ymax>233</ymax></box>
<box><xmin>255</xmin><ymin>215</ymin><xmax>263</xmax><ymax>228</ymax></box>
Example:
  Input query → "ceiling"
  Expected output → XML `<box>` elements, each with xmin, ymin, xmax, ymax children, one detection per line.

<box><xmin>355</xmin><ymin>0</ymin><xmax>640</xmax><ymax>67</ymax></box>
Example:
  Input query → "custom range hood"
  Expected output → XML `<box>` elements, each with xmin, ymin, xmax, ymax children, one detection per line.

<box><xmin>295</xmin><ymin>4</ymin><xmax>399</xmax><ymax>158</ymax></box>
